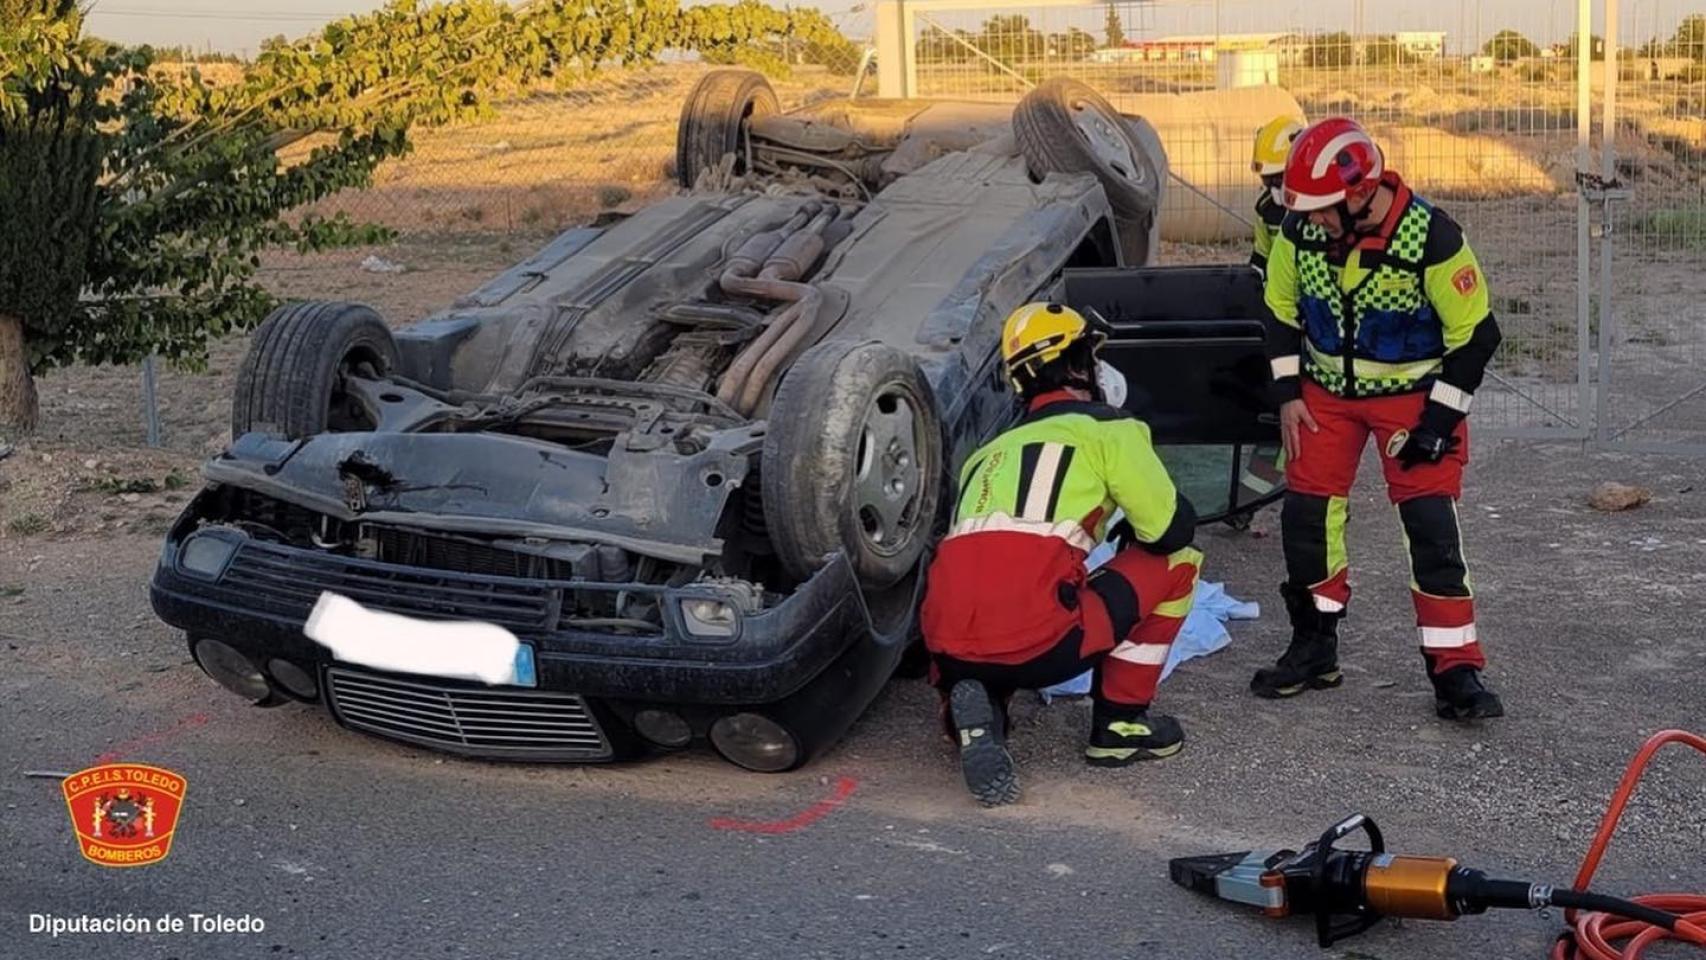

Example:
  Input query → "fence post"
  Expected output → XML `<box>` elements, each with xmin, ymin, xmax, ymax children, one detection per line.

<box><xmin>1595</xmin><ymin>0</ymin><xmax>1619</xmax><ymax>444</ymax></box>
<box><xmin>141</xmin><ymin>354</ymin><xmax>161</xmax><ymax>448</ymax></box>
<box><xmin>875</xmin><ymin>0</ymin><xmax>911</xmax><ymax>98</ymax></box>
<box><xmin>1575</xmin><ymin>0</ymin><xmax>1594</xmax><ymax>441</ymax></box>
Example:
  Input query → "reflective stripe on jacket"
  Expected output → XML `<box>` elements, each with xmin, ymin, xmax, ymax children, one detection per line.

<box><xmin>920</xmin><ymin>393</ymin><xmax>1195</xmax><ymax>661</ymax></box>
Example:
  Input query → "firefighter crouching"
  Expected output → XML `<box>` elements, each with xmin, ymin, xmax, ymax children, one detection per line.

<box><xmin>920</xmin><ymin>302</ymin><xmax>1202</xmax><ymax>807</ymax></box>
<box><xmin>1257</xmin><ymin>116</ymin><xmax>1505</xmax><ymax>721</ymax></box>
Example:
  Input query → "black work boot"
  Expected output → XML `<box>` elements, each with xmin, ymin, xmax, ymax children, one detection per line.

<box><xmin>1251</xmin><ymin>582</ymin><xmax>1345</xmax><ymax>699</ymax></box>
<box><xmin>949</xmin><ymin>680</ymin><xmax>1019</xmax><ymax>807</ymax></box>
<box><xmin>1430</xmin><ymin>666</ymin><xmax>1505</xmax><ymax>720</ymax></box>
<box><xmin>1084</xmin><ymin>702</ymin><xmax>1185</xmax><ymax>767</ymax></box>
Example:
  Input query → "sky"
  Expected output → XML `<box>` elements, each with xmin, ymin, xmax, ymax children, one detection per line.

<box><xmin>82</xmin><ymin>0</ymin><xmax>1694</xmax><ymax>59</ymax></box>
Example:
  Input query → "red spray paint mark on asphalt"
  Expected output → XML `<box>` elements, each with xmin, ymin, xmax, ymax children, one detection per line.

<box><xmin>94</xmin><ymin>712</ymin><xmax>210</xmax><ymax>764</ymax></box>
<box><xmin>708</xmin><ymin>776</ymin><xmax>860</xmax><ymax>835</ymax></box>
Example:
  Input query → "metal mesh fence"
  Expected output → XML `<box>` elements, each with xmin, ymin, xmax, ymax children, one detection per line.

<box><xmin>901</xmin><ymin>0</ymin><xmax>1592</xmax><ymax>437</ymax></box>
<box><xmin>1601</xmin><ymin>2</ymin><xmax>1706</xmax><ymax>451</ymax></box>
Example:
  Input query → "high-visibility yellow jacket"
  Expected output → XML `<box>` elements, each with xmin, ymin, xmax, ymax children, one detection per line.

<box><xmin>1262</xmin><ymin>173</ymin><xmax>1501</xmax><ymax>416</ymax></box>
<box><xmin>1250</xmin><ymin>190</ymin><xmax>1286</xmax><ymax>278</ymax></box>
<box><xmin>920</xmin><ymin>391</ymin><xmax>1196</xmax><ymax>661</ymax></box>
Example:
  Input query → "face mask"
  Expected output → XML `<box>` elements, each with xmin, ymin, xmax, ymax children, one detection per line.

<box><xmin>1095</xmin><ymin>359</ymin><xmax>1128</xmax><ymax>409</ymax></box>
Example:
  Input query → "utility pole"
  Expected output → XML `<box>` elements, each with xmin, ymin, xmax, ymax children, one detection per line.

<box><xmin>1354</xmin><ymin>0</ymin><xmax>1365</xmax><ymax>64</ymax></box>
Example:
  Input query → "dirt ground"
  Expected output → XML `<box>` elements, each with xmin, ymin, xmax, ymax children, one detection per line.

<box><xmin>1</xmin><ymin>105</ymin><xmax>1702</xmax><ymax>953</ymax></box>
<box><xmin>4</xmin><ymin>415</ymin><xmax>1705</xmax><ymax>958</ymax></box>
<box><xmin>300</xmin><ymin>64</ymin><xmax>859</xmax><ymax>235</ymax></box>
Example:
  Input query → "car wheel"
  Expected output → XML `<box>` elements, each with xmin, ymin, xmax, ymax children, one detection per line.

<box><xmin>1015</xmin><ymin>78</ymin><xmax>1163</xmax><ymax>264</ymax></box>
<box><xmin>675</xmin><ymin>69</ymin><xmax>779</xmax><ymax>190</ymax></box>
<box><xmin>762</xmin><ymin>340</ymin><xmax>943</xmax><ymax>590</ymax></box>
<box><xmin>231</xmin><ymin>300</ymin><xmax>398</xmax><ymax>440</ymax></box>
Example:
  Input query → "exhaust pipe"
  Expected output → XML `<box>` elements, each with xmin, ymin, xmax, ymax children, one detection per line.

<box><xmin>716</xmin><ymin>207</ymin><xmax>839</xmax><ymax>414</ymax></box>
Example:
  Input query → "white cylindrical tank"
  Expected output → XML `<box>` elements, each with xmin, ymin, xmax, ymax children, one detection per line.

<box><xmin>1217</xmin><ymin>51</ymin><xmax>1281</xmax><ymax>89</ymax></box>
<box><xmin>1121</xmin><ymin>85</ymin><xmax>1306</xmax><ymax>243</ymax></box>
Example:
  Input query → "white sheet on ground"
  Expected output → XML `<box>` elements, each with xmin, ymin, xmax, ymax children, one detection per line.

<box><xmin>1040</xmin><ymin>512</ymin><xmax>1259</xmax><ymax>702</ymax></box>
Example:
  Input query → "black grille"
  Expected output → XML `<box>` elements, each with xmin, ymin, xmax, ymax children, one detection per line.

<box><xmin>222</xmin><ymin>540</ymin><xmax>554</xmax><ymax>634</ymax></box>
<box><xmin>325</xmin><ymin>668</ymin><xmax>611</xmax><ymax>760</ymax></box>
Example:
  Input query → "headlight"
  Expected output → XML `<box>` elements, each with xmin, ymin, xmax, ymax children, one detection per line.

<box><xmin>710</xmin><ymin>713</ymin><xmax>799</xmax><ymax>772</ymax></box>
<box><xmin>177</xmin><ymin>532</ymin><xmax>239</xmax><ymax>580</ymax></box>
<box><xmin>681</xmin><ymin>598</ymin><xmax>738</xmax><ymax>637</ymax></box>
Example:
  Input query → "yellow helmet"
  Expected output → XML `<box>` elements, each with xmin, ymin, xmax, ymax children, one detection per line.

<box><xmin>1251</xmin><ymin>114</ymin><xmax>1306</xmax><ymax>176</ymax></box>
<box><xmin>1001</xmin><ymin>302</ymin><xmax>1107</xmax><ymax>390</ymax></box>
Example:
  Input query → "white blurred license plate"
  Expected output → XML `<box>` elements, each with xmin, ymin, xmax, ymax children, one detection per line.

<box><xmin>304</xmin><ymin>591</ymin><xmax>537</xmax><ymax>687</ymax></box>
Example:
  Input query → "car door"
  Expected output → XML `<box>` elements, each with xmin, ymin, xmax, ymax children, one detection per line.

<box><xmin>1058</xmin><ymin>263</ymin><xmax>1285</xmax><ymax>525</ymax></box>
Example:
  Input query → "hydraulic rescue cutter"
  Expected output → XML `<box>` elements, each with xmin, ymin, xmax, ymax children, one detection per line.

<box><xmin>1169</xmin><ymin>731</ymin><xmax>1706</xmax><ymax>957</ymax></box>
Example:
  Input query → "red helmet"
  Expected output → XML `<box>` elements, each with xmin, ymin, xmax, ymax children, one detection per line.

<box><xmin>1281</xmin><ymin>117</ymin><xmax>1384</xmax><ymax>212</ymax></box>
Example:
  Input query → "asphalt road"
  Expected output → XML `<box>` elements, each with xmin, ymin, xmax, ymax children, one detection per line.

<box><xmin>4</xmin><ymin>441</ymin><xmax>1705</xmax><ymax>959</ymax></box>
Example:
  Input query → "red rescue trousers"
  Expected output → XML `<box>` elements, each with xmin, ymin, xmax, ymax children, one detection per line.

<box><xmin>930</xmin><ymin>546</ymin><xmax>1202</xmax><ymax>708</ymax></box>
<box><xmin>1283</xmin><ymin>380</ymin><xmax>1485</xmax><ymax>675</ymax></box>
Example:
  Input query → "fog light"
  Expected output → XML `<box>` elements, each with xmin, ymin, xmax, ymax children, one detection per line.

<box><xmin>633</xmin><ymin>709</ymin><xmax>692</xmax><ymax>748</ymax></box>
<box><xmin>709</xmin><ymin>713</ymin><xmax>799</xmax><ymax>772</ymax></box>
<box><xmin>178</xmin><ymin>532</ymin><xmax>239</xmax><ymax>580</ymax></box>
<box><xmin>267</xmin><ymin>658</ymin><xmax>318</xmax><ymax>699</ymax></box>
<box><xmin>681</xmin><ymin>598</ymin><xmax>738</xmax><ymax>638</ymax></box>
<box><xmin>193</xmin><ymin>637</ymin><xmax>274</xmax><ymax>703</ymax></box>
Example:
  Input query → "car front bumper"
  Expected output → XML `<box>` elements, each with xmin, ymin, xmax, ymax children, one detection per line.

<box><xmin>150</xmin><ymin>517</ymin><xmax>904</xmax><ymax>765</ymax></box>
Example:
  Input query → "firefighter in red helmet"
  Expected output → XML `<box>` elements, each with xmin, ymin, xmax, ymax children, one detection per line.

<box><xmin>1256</xmin><ymin>117</ymin><xmax>1505</xmax><ymax>721</ymax></box>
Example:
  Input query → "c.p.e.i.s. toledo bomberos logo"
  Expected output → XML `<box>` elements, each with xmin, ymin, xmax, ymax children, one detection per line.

<box><xmin>61</xmin><ymin>764</ymin><xmax>187</xmax><ymax>868</ymax></box>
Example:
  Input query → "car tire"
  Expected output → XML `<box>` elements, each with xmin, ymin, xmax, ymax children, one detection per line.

<box><xmin>675</xmin><ymin>69</ymin><xmax>779</xmax><ymax>190</ymax></box>
<box><xmin>1015</xmin><ymin>78</ymin><xmax>1163</xmax><ymax>264</ymax></box>
<box><xmin>762</xmin><ymin>340</ymin><xmax>943</xmax><ymax>590</ymax></box>
<box><xmin>231</xmin><ymin>300</ymin><xmax>398</xmax><ymax>440</ymax></box>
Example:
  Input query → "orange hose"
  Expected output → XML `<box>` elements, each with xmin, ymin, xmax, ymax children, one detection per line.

<box><xmin>1549</xmin><ymin>730</ymin><xmax>1706</xmax><ymax>960</ymax></box>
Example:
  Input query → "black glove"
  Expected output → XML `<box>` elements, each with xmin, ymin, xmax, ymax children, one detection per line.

<box><xmin>1108</xmin><ymin>518</ymin><xmax>1137</xmax><ymax>549</ymax></box>
<box><xmin>1394</xmin><ymin>400</ymin><xmax>1464</xmax><ymax>471</ymax></box>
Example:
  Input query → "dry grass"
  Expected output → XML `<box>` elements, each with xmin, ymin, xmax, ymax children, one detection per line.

<box><xmin>281</xmin><ymin>57</ymin><xmax>1699</xmax><ymax>254</ymax></box>
<box><xmin>300</xmin><ymin>64</ymin><xmax>854</xmax><ymax>234</ymax></box>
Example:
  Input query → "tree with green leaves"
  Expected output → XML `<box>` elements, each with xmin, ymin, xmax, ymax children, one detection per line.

<box><xmin>1482</xmin><ymin>29</ymin><xmax>1540</xmax><ymax>62</ymax></box>
<box><xmin>0</xmin><ymin>0</ymin><xmax>857</xmax><ymax>431</ymax></box>
<box><xmin>1675</xmin><ymin>14</ymin><xmax>1706</xmax><ymax>60</ymax></box>
<box><xmin>1363</xmin><ymin>35</ymin><xmax>1411</xmax><ymax>66</ymax></box>
<box><xmin>1305</xmin><ymin>31</ymin><xmax>1356</xmax><ymax>68</ymax></box>
<box><xmin>1053</xmin><ymin>27</ymin><xmax>1098</xmax><ymax>61</ymax></box>
<box><xmin>979</xmin><ymin>14</ymin><xmax>1045</xmax><ymax>65</ymax></box>
<box><xmin>1</xmin><ymin>0</ymin><xmax>107</xmax><ymax>427</ymax></box>
<box><xmin>1104</xmin><ymin>3</ymin><xmax>1124</xmax><ymax>49</ymax></box>
<box><xmin>1566</xmin><ymin>31</ymin><xmax>1606</xmax><ymax>60</ymax></box>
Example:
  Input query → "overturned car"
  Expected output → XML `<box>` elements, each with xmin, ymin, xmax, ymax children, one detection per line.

<box><xmin>150</xmin><ymin>74</ymin><xmax>1283</xmax><ymax>770</ymax></box>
